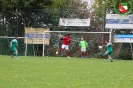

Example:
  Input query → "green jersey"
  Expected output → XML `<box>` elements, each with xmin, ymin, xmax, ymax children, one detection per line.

<box><xmin>106</xmin><ymin>43</ymin><xmax>112</xmax><ymax>52</ymax></box>
<box><xmin>10</xmin><ymin>39</ymin><xmax>18</xmax><ymax>48</ymax></box>
<box><xmin>79</xmin><ymin>40</ymin><xmax>88</xmax><ymax>49</ymax></box>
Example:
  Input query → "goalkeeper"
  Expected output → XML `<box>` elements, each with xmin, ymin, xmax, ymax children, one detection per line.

<box><xmin>101</xmin><ymin>41</ymin><xmax>113</xmax><ymax>62</ymax></box>
<box><xmin>10</xmin><ymin>36</ymin><xmax>19</xmax><ymax>59</ymax></box>
<box><xmin>79</xmin><ymin>38</ymin><xmax>88</xmax><ymax>58</ymax></box>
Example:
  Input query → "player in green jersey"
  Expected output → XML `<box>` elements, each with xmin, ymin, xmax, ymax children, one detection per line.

<box><xmin>10</xmin><ymin>36</ymin><xmax>19</xmax><ymax>59</ymax></box>
<box><xmin>102</xmin><ymin>41</ymin><xmax>113</xmax><ymax>62</ymax></box>
<box><xmin>79</xmin><ymin>38</ymin><xmax>88</xmax><ymax>58</ymax></box>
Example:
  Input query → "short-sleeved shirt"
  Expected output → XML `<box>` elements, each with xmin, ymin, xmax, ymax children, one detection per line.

<box><xmin>10</xmin><ymin>39</ymin><xmax>18</xmax><ymax>48</ymax></box>
<box><xmin>106</xmin><ymin>43</ymin><xmax>112</xmax><ymax>52</ymax></box>
<box><xmin>62</xmin><ymin>36</ymin><xmax>71</xmax><ymax>45</ymax></box>
<box><xmin>79</xmin><ymin>40</ymin><xmax>88</xmax><ymax>49</ymax></box>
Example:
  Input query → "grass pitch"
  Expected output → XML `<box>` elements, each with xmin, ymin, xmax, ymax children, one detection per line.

<box><xmin>0</xmin><ymin>55</ymin><xmax>133</xmax><ymax>88</ymax></box>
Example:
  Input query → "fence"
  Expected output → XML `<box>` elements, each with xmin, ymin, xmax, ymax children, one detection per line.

<box><xmin>0</xmin><ymin>32</ymin><xmax>125</xmax><ymax>60</ymax></box>
<box><xmin>0</xmin><ymin>9</ymin><xmax>133</xmax><ymax>60</ymax></box>
<box><xmin>0</xmin><ymin>37</ymin><xmax>34</xmax><ymax>56</ymax></box>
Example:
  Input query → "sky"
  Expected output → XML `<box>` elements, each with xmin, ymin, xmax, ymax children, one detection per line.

<box><xmin>82</xmin><ymin>0</ymin><xmax>94</xmax><ymax>9</ymax></box>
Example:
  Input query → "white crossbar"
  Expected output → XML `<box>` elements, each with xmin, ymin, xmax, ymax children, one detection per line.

<box><xmin>44</xmin><ymin>31</ymin><xmax>111</xmax><ymax>34</ymax></box>
<box><xmin>0</xmin><ymin>36</ymin><xmax>26</xmax><ymax>38</ymax></box>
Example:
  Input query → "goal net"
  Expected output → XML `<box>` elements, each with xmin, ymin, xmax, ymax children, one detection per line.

<box><xmin>43</xmin><ymin>31</ymin><xmax>112</xmax><ymax>58</ymax></box>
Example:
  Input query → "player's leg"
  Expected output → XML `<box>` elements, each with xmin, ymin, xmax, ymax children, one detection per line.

<box><xmin>56</xmin><ymin>48</ymin><xmax>63</xmax><ymax>54</ymax></box>
<box><xmin>14</xmin><ymin>47</ymin><xmax>19</xmax><ymax>59</ymax></box>
<box><xmin>11</xmin><ymin>50</ymin><xmax>15</xmax><ymax>58</ymax></box>
<box><xmin>103</xmin><ymin>51</ymin><xmax>108</xmax><ymax>57</ymax></box>
<box><xmin>65</xmin><ymin>45</ymin><xmax>70</xmax><ymax>58</ymax></box>
<box><xmin>66</xmin><ymin>50</ymin><xmax>70</xmax><ymax>58</ymax></box>
<box><xmin>84</xmin><ymin>48</ymin><xmax>87</xmax><ymax>58</ymax></box>
<box><xmin>15</xmin><ymin>50</ymin><xmax>19</xmax><ymax>59</ymax></box>
<box><xmin>81</xmin><ymin>48</ymin><xmax>84</xmax><ymax>58</ymax></box>
<box><xmin>82</xmin><ymin>49</ymin><xmax>86</xmax><ymax>58</ymax></box>
<box><xmin>11</xmin><ymin>47</ymin><xmax>15</xmax><ymax>58</ymax></box>
<box><xmin>108</xmin><ymin>51</ymin><xmax>113</xmax><ymax>62</ymax></box>
<box><xmin>56</xmin><ymin>44</ymin><xmax>64</xmax><ymax>54</ymax></box>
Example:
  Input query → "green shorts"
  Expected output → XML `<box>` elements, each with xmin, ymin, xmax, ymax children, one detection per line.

<box><xmin>108</xmin><ymin>50</ymin><xmax>112</xmax><ymax>55</ymax></box>
<box><xmin>11</xmin><ymin>47</ymin><xmax>17</xmax><ymax>51</ymax></box>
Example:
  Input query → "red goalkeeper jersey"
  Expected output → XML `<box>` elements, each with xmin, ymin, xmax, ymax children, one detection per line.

<box><xmin>62</xmin><ymin>36</ymin><xmax>71</xmax><ymax>45</ymax></box>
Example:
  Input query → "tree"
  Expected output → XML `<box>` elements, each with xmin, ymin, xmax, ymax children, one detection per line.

<box><xmin>62</xmin><ymin>0</ymin><xmax>89</xmax><ymax>18</ymax></box>
<box><xmin>0</xmin><ymin>0</ymin><xmax>54</xmax><ymax>36</ymax></box>
<box><xmin>0</xmin><ymin>0</ymin><xmax>90</xmax><ymax>36</ymax></box>
<box><xmin>52</xmin><ymin>0</ymin><xmax>66</xmax><ymax>8</ymax></box>
<box><xmin>90</xmin><ymin>0</ymin><xmax>133</xmax><ymax>31</ymax></box>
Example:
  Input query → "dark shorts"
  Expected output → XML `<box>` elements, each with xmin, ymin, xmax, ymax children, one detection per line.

<box><xmin>108</xmin><ymin>50</ymin><xmax>112</xmax><ymax>55</ymax></box>
<box><xmin>11</xmin><ymin>47</ymin><xmax>17</xmax><ymax>51</ymax></box>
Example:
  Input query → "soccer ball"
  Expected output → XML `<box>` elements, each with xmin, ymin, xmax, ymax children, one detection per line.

<box><xmin>98</xmin><ymin>46</ymin><xmax>102</xmax><ymax>49</ymax></box>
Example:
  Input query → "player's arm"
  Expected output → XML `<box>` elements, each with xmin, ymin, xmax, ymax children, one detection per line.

<box><xmin>79</xmin><ymin>41</ymin><xmax>81</xmax><ymax>47</ymax></box>
<box><xmin>10</xmin><ymin>41</ymin><xmax>12</xmax><ymax>48</ymax></box>
<box><xmin>60</xmin><ymin>35</ymin><xmax>66</xmax><ymax>40</ymax></box>
<box><xmin>79</xmin><ymin>42</ymin><xmax>82</xmax><ymax>49</ymax></box>
<box><xmin>58</xmin><ymin>34</ymin><xmax>64</xmax><ymax>38</ymax></box>
<box><xmin>86</xmin><ymin>41</ymin><xmax>89</xmax><ymax>48</ymax></box>
<box><xmin>15</xmin><ymin>41</ymin><xmax>18</xmax><ymax>48</ymax></box>
<box><xmin>52</xmin><ymin>33</ymin><xmax>64</xmax><ymax>40</ymax></box>
<box><xmin>68</xmin><ymin>38</ymin><xmax>71</xmax><ymax>43</ymax></box>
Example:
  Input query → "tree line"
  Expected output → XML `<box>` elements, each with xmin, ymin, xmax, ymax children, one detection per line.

<box><xmin>0</xmin><ymin>0</ymin><xmax>133</xmax><ymax>36</ymax></box>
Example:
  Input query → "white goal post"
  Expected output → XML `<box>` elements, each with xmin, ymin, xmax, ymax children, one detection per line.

<box><xmin>42</xmin><ymin>31</ymin><xmax>112</xmax><ymax>57</ymax></box>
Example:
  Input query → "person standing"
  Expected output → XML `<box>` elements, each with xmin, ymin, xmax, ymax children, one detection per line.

<box><xmin>10</xmin><ymin>36</ymin><xmax>19</xmax><ymax>59</ymax></box>
<box><xmin>56</xmin><ymin>34</ymin><xmax>71</xmax><ymax>58</ymax></box>
<box><xmin>101</xmin><ymin>41</ymin><xmax>113</xmax><ymax>62</ymax></box>
<box><xmin>79</xmin><ymin>38</ymin><xmax>88</xmax><ymax>58</ymax></box>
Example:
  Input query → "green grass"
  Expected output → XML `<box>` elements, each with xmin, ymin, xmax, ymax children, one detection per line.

<box><xmin>0</xmin><ymin>55</ymin><xmax>133</xmax><ymax>88</ymax></box>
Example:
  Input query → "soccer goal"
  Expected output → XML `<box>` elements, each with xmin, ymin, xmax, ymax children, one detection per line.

<box><xmin>42</xmin><ymin>31</ymin><xmax>112</xmax><ymax>58</ymax></box>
